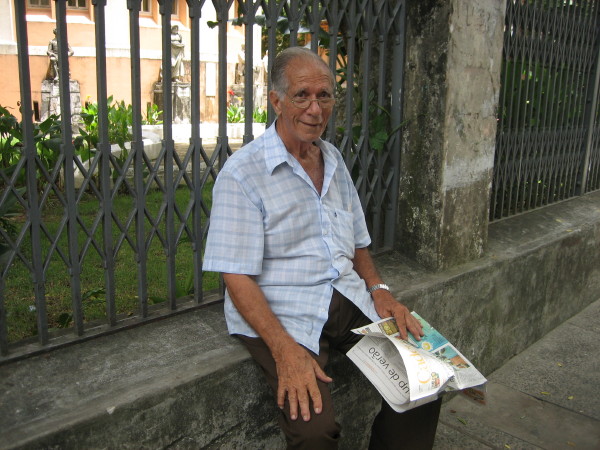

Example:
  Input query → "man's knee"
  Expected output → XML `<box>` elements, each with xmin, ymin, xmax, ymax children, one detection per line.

<box><xmin>282</xmin><ymin>412</ymin><xmax>341</xmax><ymax>450</ymax></box>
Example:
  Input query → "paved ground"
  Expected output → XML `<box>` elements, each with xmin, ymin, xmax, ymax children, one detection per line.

<box><xmin>433</xmin><ymin>299</ymin><xmax>600</xmax><ymax>449</ymax></box>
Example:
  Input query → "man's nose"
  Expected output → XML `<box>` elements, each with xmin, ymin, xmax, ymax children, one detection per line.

<box><xmin>306</xmin><ymin>99</ymin><xmax>323</xmax><ymax>113</ymax></box>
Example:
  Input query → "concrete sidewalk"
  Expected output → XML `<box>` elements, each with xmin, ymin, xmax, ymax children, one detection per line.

<box><xmin>433</xmin><ymin>299</ymin><xmax>600</xmax><ymax>449</ymax></box>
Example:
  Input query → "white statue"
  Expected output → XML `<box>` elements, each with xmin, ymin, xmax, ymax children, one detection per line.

<box><xmin>160</xmin><ymin>25</ymin><xmax>185</xmax><ymax>82</ymax></box>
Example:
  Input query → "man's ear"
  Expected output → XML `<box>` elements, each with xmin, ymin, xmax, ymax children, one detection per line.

<box><xmin>269</xmin><ymin>90</ymin><xmax>282</xmax><ymax>116</ymax></box>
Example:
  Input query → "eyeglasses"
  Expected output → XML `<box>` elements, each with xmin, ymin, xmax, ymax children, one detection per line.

<box><xmin>287</xmin><ymin>94</ymin><xmax>336</xmax><ymax>110</ymax></box>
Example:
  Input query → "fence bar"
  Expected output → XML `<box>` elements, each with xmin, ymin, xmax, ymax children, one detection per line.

<box><xmin>579</xmin><ymin>18</ymin><xmax>600</xmax><ymax>194</ymax></box>
<box><xmin>288</xmin><ymin>0</ymin><xmax>299</xmax><ymax>48</ymax></box>
<box><xmin>358</xmin><ymin>1</ymin><xmax>373</xmax><ymax>204</ymax></box>
<box><xmin>9</xmin><ymin>1</ymin><xmax>48</xmax><ymax>349</ymax></box>
<box><xmin>188</xmin><ymin>0</ymin><xmax>203</xmax><ymax>303</ymax></box>
<box><xmin>127</xmin><ymin>0</ymin><xmax>149</xmax><ymax>317</ymax></box>
<box><xmin>242</xmin><ymin>1</ymin><xmax>256</xmax><ymax>144</ymax></box>
<box><xmin>265</xmin><ymin>0</ymin><xmax>282</xmax><ymax>125</ymax></box>
<box><xmin>158</xmin><ymin>0</ymin><xmax>178</xmax><ymax>310</ymax></box>
<box><xmin>324</xmin><ymin>0</ymin><xmax>339</xmax><ymax>143</ymax></box>
<box><xmin>55</xmin><ymin>0</ymin><xmax>84</xmax><ymax>336</ymax></box>
<box><xmin>215</xmin><ymin>0</ymin><xmax>231</xmax><ymax>170</ymax></box>
<box><xmin>343</xmin><ymin>0</ymin><xmax>357</xmax><ymax>171</ymax></box>
<box><xmin>371</xmin><ymin>1</ymin><xmax>389</xmax><ymax>250</ymax></box>
<box><xmin>309</xmin><ymin>0</ymin><xmax>319</xmax><ymax>53</ymax></box>
<box><xmin>92</xmin><ymin>0</ymin><xmax>117</xmax><ymax>325</ymax></box>
<box><xmin>385</xmin><ymin>1</ymin><xmax>405</xmax><ymax>252</ymax></box>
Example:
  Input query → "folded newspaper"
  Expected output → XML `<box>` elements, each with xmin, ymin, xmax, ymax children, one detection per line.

<box><xmin>346</xmin><ymin>312</ymin><xmax>487</xmax><ymax>412</ymax></box>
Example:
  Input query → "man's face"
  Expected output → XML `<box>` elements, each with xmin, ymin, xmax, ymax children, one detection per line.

<box><xmin>270</xmin><ymin>58</ymin><xmax>334</xmax><ymax>146</ymax></box>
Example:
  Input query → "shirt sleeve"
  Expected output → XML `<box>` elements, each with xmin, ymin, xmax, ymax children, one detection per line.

<box><xmin>202</xmin><ymin>169</ymin><xmax>265</xmax><ymax>275</ymax></box>
<box><xmin>333</xmin><ymin>153</ymin><xmax>371</xmax><ymax>250</ymax></box>
<box><xmin>351</xmin><ymin>182</ymin><xmax>371</xmax><ymax>249</ymax></box>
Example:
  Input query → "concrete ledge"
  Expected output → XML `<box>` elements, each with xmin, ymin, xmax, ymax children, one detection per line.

<box><xmin>380</xmin><ymin>191</ymin><xmax>600</xmax><ymax>375</ymax></box>
<box><xmin>1</xmin><ymin>304</ymin><xmax>380</xmax><ymax>449</ymax></box>
<box><xmin>1</xmin><ymin>192</ymin><xmax>599</xmax><ymax>449</ymax></box>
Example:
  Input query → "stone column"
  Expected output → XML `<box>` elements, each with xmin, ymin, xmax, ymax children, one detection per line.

<box><xmin>40</xmin><ymin>79</ymin><xmax>81</xmax><ymax>132</ymax></box>
<box><xmin>398</xmin><ymin>0</ymin><xmax>506</xmax><ymax>270</ymax></box>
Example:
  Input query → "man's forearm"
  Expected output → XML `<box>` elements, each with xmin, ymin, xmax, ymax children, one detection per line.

<box><xmin>352</xmin><ymin>247</ymin><xmax>384</xmax><ymax>289</ymax></box>
<box><xmin>222</xmin><ymin>273</ymin><xmax>296</xmax><ymax>356</ymax></box>
<box><xmin>352</xmin><ymin>248</ymin><xmax>424</xmax><ymax>339</ymax></box>
<box><xmin>223</xmin><ymin>272</ymin><xmax>332</xmax><ymax>421</ymax></box>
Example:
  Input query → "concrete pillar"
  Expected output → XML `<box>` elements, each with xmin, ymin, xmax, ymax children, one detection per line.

<box><xmin>398</xmin><ymin>0</ymin><xmax>506</xmax><ymax>270</ymax></box>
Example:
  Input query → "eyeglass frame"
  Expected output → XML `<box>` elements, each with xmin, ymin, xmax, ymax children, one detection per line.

<box><xmin>286</xmin><ymin>93</ymin><xmax>336</xmax><ymax>110</ymax></box>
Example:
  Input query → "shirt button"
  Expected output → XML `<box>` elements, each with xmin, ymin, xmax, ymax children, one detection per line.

<box><xmin>323</xmin><ymin>229</ymin><xmax>328</xmax><ymax>235</ymax></box>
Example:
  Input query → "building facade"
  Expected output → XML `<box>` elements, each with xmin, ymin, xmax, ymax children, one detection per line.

<box><xmin>0</xmin><ymin>0</ymin><xmax>262</xmax><ymax>122</ymax></box>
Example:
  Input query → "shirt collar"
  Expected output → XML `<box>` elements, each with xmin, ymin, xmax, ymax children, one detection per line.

<box><xmin>264</xmin><ymin>121</ymin><xmax>290</xmax><ymax>175</ymax></box>
<box><xmin>263</xmin><ymin>120</ymin><xmax>338</xmax><ymax>181</ymax></box>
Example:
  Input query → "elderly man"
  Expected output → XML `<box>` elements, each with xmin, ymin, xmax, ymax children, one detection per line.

<box><xmin>203</xmin><ymin>47</ymin><xmax>441</xmax><ymax>449</ymax></box>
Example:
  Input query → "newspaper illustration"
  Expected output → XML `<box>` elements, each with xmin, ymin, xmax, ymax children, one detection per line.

<box><xmin>346</xmin><ymin>312</ymin><xmax>487</xmax><ymax>412</ymax></box>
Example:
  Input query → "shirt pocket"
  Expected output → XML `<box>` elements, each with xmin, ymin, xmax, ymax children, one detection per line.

<box><xmin>329</xmin><ymin>209</ymin><xmax>355</xmax><ymax>257</ymax></box>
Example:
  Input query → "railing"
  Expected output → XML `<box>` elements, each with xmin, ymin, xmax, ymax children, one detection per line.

<box><xmin>0</xmin><ymin>0</ymin><xmax>406</xmax><ymax>362</ymax></box>
<box><xmin>491</xmin><ymin>0</ymin><xmax>600</xmax><ymax>221</ymax></box>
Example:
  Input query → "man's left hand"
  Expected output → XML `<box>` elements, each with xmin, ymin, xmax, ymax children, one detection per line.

<box><xmin>371</xmin><ymin>290</ymin><xmax>424</xmax><ymax>341</ymax></box>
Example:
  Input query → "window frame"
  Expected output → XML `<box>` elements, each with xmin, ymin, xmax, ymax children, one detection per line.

<box><xmin>140</xmin><ymin>1</ymin><xmax>188</xmax><ymax>26</ymax></box>
<box><xmin>26</xmin><ymin>0</ymin><xmax>93</xmax><ymax>20</ymax></box>
<box><xmin>66</xmin><ymin>0</ymin><xmax>88</xmax><ymax>10</ymax></box>
<box><xmin>27</xmin><ymin>0</ymin><xmax>51</xmax><ymax>8</ymax></box>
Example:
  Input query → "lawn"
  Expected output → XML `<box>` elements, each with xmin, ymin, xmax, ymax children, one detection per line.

<box><xmin>3</xmin><ymin>182</ymin><xmax>219</xmax><ymax>343</ymax></box>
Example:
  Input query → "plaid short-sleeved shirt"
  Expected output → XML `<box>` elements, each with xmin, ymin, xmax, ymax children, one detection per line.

<box><xmin>203</xmin><ymin>122</ymin><xmax>379</xmax><ymax>354</ymax></box>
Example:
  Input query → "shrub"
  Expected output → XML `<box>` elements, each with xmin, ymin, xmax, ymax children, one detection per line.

<box><xmin>253</xmin><ymin>107</ymin><xmax>267</xmax><ymax>124</ymax></box>
<box><xmin>226</xmin><ymin>104</ymin><xmax>245</xmax><ymax>123</ymax></box>
<box><xmin>75</xmin><ymin>95</ymin><xmax>134</xmax><ymax>153</ymax></box>
<box><xmin>0</xmin><ymin>104</ymin><xmax>63</xmax><ymax>189</ymax></box>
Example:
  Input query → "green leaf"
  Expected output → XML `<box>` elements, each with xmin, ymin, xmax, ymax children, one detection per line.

<box><xmin>57</xmin><ymin>312</ymin><xmax>73</xmax><ymax>328</ymax></box>
<box><xmin>370</xmin><ymin>130</ymin><xmax>388</xmax><ymax>151</ymax></box>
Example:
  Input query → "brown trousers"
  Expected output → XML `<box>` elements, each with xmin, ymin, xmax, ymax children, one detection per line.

<box><xmin>237</xmin><ymin>290</ymin><xmax>442</xmax><ymax>450</ymax></box>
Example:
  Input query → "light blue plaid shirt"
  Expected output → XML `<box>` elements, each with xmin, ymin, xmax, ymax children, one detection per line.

<box><xmin>203</xmin><ymin>122</ymin><xmax>380</xmax><ymax>353</ymax></box>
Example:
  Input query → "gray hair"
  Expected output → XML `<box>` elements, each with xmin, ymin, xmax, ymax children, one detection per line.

<box><xmin>271</xmin><ymin>47</ymin><xmax>334</xmax><ymax>98</ymax></box>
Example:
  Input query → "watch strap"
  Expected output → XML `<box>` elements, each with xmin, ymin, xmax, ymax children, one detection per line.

<box><xmin>367</xmin><ymin>283</ymin><xmax>390</xmax><ymax>294</ymax></box>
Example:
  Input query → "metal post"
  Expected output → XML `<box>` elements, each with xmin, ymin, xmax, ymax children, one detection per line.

<box><xmin>92</xmin><ymin>0</ymin><xmax>117</xmax><ymax>325</ymax></box>
<box><xmin>387</xmin><ymin>0</ymin><xmax>406</xmax><ymax>252</ymax></box>
<box><xmin>127</xmin><ymin>0</ymin><xmax>149</xmax><ymax>316</ymax></box>
<box><xmin>243</xmin><ymin>0</ymin><xmax>256</xmax><ymax>144</ymax></box>
<box><xmin>214</xmin><ymin>0</ymin><xmax>232</xmax><ymax>170</ymax></box>
<box><xmin>56</xmin><ymin>0</ymin><xmax>84</xmax><ymax>336</ymax></box>
<box><xmin>578</xmin><ymin>19</ymin><xmax>600</xmax><ymax>195</ymax></box>
<box><xmin>159</xmin><ymin>0</ymin><xmax>177</xmax><ymax>309</ymax></box>
<box><xmin>188</xmin><ymin>0</ymin><xmax>203</xmax><ymax>304</ymax></box>
<box><xmin>11</xmin><ymin>0</ymin><xmax>49</xmax><ymax>350</ymax></box>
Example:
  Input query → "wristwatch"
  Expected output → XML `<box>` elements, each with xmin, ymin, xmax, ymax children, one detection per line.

<box><xmin>367</xmin><ymin>283</ymin><xmax>390</xmax><ymax>294</ymax></box>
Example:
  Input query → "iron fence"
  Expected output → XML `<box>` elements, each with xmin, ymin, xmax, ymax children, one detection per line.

<box><xmin>491</xmin><ymin>0</ymin><xmax>600</xmax><ymax>221</ymax></box>
<box><xmin>0</xmin><ymin>0</ymin><xmax>406</xmax><ymax>362</ymax></box>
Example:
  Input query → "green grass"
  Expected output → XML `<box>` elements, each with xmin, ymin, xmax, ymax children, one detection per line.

<box><xmin>4</xmin><ymin>182</ymin><xmax>219</xmax><ymax>343</ymax></box>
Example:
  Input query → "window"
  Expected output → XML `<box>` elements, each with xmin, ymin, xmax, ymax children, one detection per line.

<box><xmin>140</xmin><ymin>1</ymin><xmax>188</xmax><ymax>27</ymax></box>
<box><xmin>141</xmin><ymin>0</ymin><xmax>152</xmax><ymax>14</ymax></box>
<box><xmin>28</xmin><ymin>0</ymin><xmax>51</xmax><ymax>7</ymax></box>
<box><xmin>141</xmin><ymin>1</ymin><xmax>178</xmax><ymax>16</ymax></box>
<box><xmin>67</xmin><ymin>0</ymin><xmax>87</xmax><ymax>9</ymax></box>
<box><xmin>27</xmin><ymin>0</ymin><xmax>92</xmax><ymax>20</ymax></box>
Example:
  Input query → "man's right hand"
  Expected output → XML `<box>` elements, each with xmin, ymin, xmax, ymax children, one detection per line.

<box><xmin>272</xmin><ymin>340</ymin><xmax>332</xmax><ymax>422</ymax></box>
<box><xmin>222</xmin><ymin>273</ymin><xmax>332</xmax><ymax>422</ymax></box>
